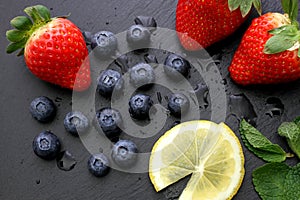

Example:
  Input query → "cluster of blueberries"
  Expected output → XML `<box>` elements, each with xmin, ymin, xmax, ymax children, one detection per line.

<box><xmin>31</xmin><ymin>16</ymin><xmax>192</xmax><ymax>177</ymax></box>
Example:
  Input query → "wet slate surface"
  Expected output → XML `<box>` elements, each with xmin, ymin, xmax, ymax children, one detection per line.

<box><xmin>0</xmin><ymin>0</ymin><xmax>299</xmax><ymax>200</ymax></box>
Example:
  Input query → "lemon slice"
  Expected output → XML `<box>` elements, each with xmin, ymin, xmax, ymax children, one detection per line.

<box><xmin>149</xmin><ymin>120</ymin><xmax>245</xmax><ymax>200</ymax></box>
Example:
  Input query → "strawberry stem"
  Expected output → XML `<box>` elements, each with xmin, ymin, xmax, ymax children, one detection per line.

<box><xmin>6</xmin><ymin>5</ymin><xmax>54</xmax><ymax>54</ymax></box>
<box><xmin>281</xmin><ymin>0</ymin><xmax>298</xmax><ymax>22</ymax></box>
<box><xmin>264</xmin><ymin>0</ymin><xmax>300</xmax><ymax>57</ymax></box>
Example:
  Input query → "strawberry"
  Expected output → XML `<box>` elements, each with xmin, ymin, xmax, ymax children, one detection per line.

<box><xmin>229</xmin><ymin>0</ymin><xmax>300</xmax><ymax>85</ymax></box>
<box><xmin>6</xmin><ymin>5</ymin><xmax>91</xmax><ymax>91</ymax></box>
<box><xmin>176</xmin><ymin>0</ymin><xmax>262</xmax><ymax>50</ymax></box>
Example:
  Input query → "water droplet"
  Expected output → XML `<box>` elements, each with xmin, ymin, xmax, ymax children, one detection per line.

<box><xmin>36</xmin><ymin>179</ymin><xmax>40</xmax><ymax>184</ymax></box>
<box><xmin>55</xmin><ymin>97</ymin><xmax>62</xmax><ymax>103</ymax></box>
<box><xmin>114</xmin><ymin>54</ymin><xmax>129</xmax><ymax>73</ymax></box>
<box><xmin>157</xmin><ymin>92</ymin><xmax>162</xmax><ymax>103</ymax></box>
<box><xmin>144</xmin><ymin>54</ymin><xmax>158</xmax><ymax>64</ymax></box>
<box><xmin>56</xmin><ymin>151</ymin><xmax>77</xmax><ymax>171</ymax></box>
<box><xmin>221</xmin><ymin>79</ymin><xmax>227</xmax><ymax>85</ymax></box>
<box><xmin>191</xmin><ymin>83</ymin><xmax>209</xmax><ymax>109</ymax></box>
<box><xmin>229</xmin><ymin>94</ymin><xmax>257</xmax><ymax>125</ymax></box>
<box><xmin>265</xmin><ymin>97</ymin><xmax>284</xmax><ymax>117</ymax></box>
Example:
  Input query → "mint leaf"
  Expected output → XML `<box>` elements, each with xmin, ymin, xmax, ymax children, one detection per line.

<box><xmin>293</xmin><ymin>116</ymin><xmax>300</xmax><ymax>126</ymax></box>
<box><xmin>239</xmin><ymin>120</ymin><xmax>287</xmax><ymax>162</ymax></box>
<box><xmin>278</xmin><ymin>121</ymin><xmax>300</xmax><ymax>159</ymax></box>
<box><xmin>253</xmin><ymin>162</ymin><xmax>300</xmax><ymax>200</ymax></box>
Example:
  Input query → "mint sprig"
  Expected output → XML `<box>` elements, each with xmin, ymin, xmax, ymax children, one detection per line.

<box><xmin>252</xmin><ymin>162</ymin><xmax>300</xmax><ymax>200</ymax></box>
<box><xmin>278</xmin><ymin>118</ymin><xmax>300</xmax><ymax>159</ymax></box>
<box><xmin>239</xmin><ymin>120</ymin><xmax>288</xmax><ymax>162</ymax></box>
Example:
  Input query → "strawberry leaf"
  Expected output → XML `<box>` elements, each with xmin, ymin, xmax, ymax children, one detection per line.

<box><xmin>34</xmin><ymin>5</ymin><xmax>51</xmax><ymax>21</ymax></box>
<box><xmin>228</xmin><ymin>0</ymin><xmax>241</xmax><ymax>12</ymax></box>
<box><xmin>10</xmin><ymin>16</ymin><xmax>32</xmax><ymax>30</ymax></box>
<box><xmin>240</xmin><ymin>1</ymin><xmax>253</xmax><ymax>18</ymax></box>
<box><xmin>24</xmin><ymin>6</ymin><xmax>44</xmax><ymax>24</ymax></box>
<box><xmin>265</xmin><ymin>23</ymin><xmax>300</xmax><ymax>55</ymax></box>
<box><xmin>253</xmin><ymin>0</ymin><xmax>262</xmax><ymax>16</ymax></box>
<box><xmin>6</xmin><ymin>38</ymin><xmax>27</xmax><ymax>54</ymax></box>
<box><xmin>281</xmin><ymin>0</ymin><xmax>299</xmax><ymax>22</ymax></box>
<box><xmin>6</xmin><ymin>29</ymin><xmax>26</xmax><ymax>42</ymax></box>
<box><xmin>264</xmin><ymin>35</ymin><xmax>296</xmax><ymax>54</ymax></box>
<box><xmin>228</xmin><ymin>0</ymin><xmax>262</xmax><ymax>17</ymax></box>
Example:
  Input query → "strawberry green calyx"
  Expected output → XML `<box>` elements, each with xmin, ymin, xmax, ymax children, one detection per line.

<box><xmin>264</xmin><ymin>0</ymin><xmax>300</xmax><ymax>57</ymax></box>
<box><xmin>228</xmin><ymin>0</ymin><xmax>262</xmax><ymax>17</ymax></box>
<box><xmin>6</xmin><ymin>5</ymin><xmax>52</xmax><ymax>55</ymax></box>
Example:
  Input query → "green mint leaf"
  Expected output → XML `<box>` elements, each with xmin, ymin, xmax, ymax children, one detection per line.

<box><xmin>293</xmin><ymin>116</ymin><xmax>300</xmax><ymax>126</ymax></box>
<box><xmin>239</xmin><ymin>120</ymin><xmax>286</xmax><ymax>162</ymax></box>
<box><xmin>253</xmin><ymin>162</ymin><xmax>300</xmax><ymax>200</ymax></box>
<box><xmin>278</xmin><ymin>121</ymin><xmax>300</xmax><ymax>159</ymax></box>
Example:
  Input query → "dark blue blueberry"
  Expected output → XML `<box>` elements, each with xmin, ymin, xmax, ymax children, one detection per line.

<box><xmin>129</xmin><ymin>94</ymin><xmax>153</xmax><ymax>120</ymax></box>
<box><xmin>88</xmin><ymin>153</ymin><xmax>110</xmax><ymax>177</ymax></box>
<box><xmin>164</xmin><ymin>54</ymin><xmax>190</xmax><ymax>80</ymax></box>
<box><xmin>91</xmin><ymin>31</ymin><xmax>117</xmax><ymax>57</ymax></box>
<box><xmin>95</xmin><ymin>108</ymin><xmax>122</xmax><ymax>139</ymax></box>
<box><xmin>126</xmin><ymin>25</ymin><xmax>151</xmax><ymax>48</ymax></box>
<box><xmin>30</xmin><ymin>96</ymin><xmax>56</xmax><ymax>123</ymax></box>
<box><xmin>168</xmin><ymin>93</ymin><xmax>190</xmax><ymax>117</ymax></box>
<box><xmin>33</xmin><ymin>131</ymin><xmax>61</xmax><ymax>160</ymax></box>
<box><xmin>111</xmin><ymin>140</ymin><xmax>138</xmax><ymax>168</ymax></box>
<box><xmin>97</xmin><ymin>69</ymin><xmax>123</xmax><ymax>97</ymax></box>
<box><xmin>134</xmin><ymin>16</ymin><xmax>157</xmax><ymax>32</ymax></box>
<box><xmin>129</xmin><ymin>63</ymin><xmax>155</xmax><ymax>89</ymax></box>
<box><xmin>64</xmin><ymin>111</ymin><xmax>89</xmax><ymax>136</ymax></box>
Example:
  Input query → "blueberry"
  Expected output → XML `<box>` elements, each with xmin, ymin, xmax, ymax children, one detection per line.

<box><xmin>33</xmin><ymin>131</ymin><xmax>61</xmax><ymax>160</ymax></box>
<box><xmin>164</xmin><ymin>54</ymin><xmax>190</xmax><ymax>80</ymax></box>
<box><xmin>129</xmin><ymin>63</ymin><xmax>155</xmax><ymax>89</ymax></box>
<box><xmin>111</xmin><ymin>140</ymin><xmax>138</xmax><ymax>168</ymax></box>
<box><xmin>64</xmin><ymin>111</ymin><xmax>89</xmax><ymax>136</ymax></box>
<box><xmin>88</xmin><ymin>153</ymin><xmax>110</xmax><ymax>177</ymax></box>
<box><xmin>91</xmin><ymin>31</ymin><xmax>117</xmax><ymax>57</ymax></box>
<box><xmin>97</xmin><ymin>69</ymin><xmax>123</xmax><ymax>97</ymax></box>
<box><xmin>134</xmin><ymin>16</ymin><xmax>157</xmax><ymax>32</ymax></box>
<box><xmin>126</xmin><ymin>25</ymin><xmax>151</xmax><ymax>48</ymax></box>
<box><xmin>30</xmin><ymin>96</ymin><xmax>56</xmax><ymax>123</ymax></box>
<box><xmin>168</xmin><ymin>93</ymin><xmax>190</xmax><ymax>117</ymax></box>
<box><xmin>129</xmin><ymin>94</ymin><xmax>153</xmax><ymax>120</ymax></box>
<box><xmin>95</xmin><ymin>108</ymin><xmax>122</xmax><ymax>139</ymax></box>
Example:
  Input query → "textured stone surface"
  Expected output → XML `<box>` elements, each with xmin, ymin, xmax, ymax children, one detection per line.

<box><xmin>0</xmin><ymin>0</ymin><xmax>299</xmax><ymax>199</ymax></box>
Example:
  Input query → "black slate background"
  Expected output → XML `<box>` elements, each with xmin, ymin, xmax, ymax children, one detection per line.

<box><xmin>0</xmin><ymin>0</ymin><xmax>299</xmax><ymax>200</ymax></box>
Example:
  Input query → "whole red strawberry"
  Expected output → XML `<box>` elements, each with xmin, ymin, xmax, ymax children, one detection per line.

<box><xmin>176</xmin><ymin>0</ymin><xmax>262</xmax><ymax>50</ymax></box>
<box><xmin>6</xmin><ymin>5</ymin><xmax>91</xmax><ymax>91</ymax></box>
<box><xmin>229</xmin><ymin>0</ymin><xmax>300</xmax><ymax>85</ymax></box>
